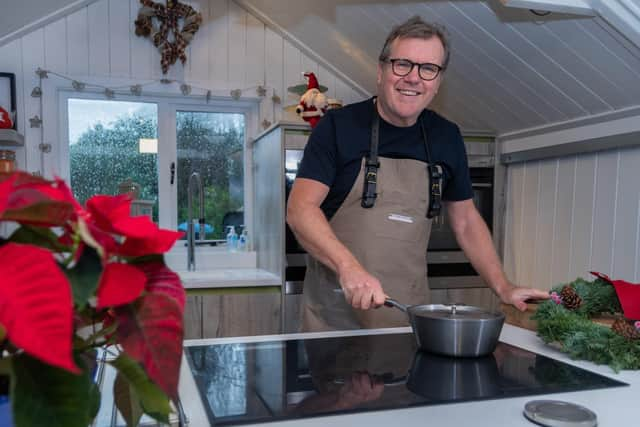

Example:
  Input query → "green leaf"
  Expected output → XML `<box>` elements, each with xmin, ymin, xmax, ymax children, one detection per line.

<box><xmin>10</xmin><ymin>352</ymin><xmax>99</xmax><ymax>427</ymax></box>
<box><xmin>110</xmin><ymin>354</ymin><xmax>172</xmax><ymax>424</ymax></box>
<box><xmin>8</xmin><ymin>225</ymin><xmax>69</xmax><ymax>252</ymax></box>
<box><xmin>66</xmin><ymin>246</ymin><xmax>102</xmax><ymax>308</ymax></box>
<box><xmin>114</xmin><ymin>371</ymin><xmax>144</xmax><ymax>427</ymax></box>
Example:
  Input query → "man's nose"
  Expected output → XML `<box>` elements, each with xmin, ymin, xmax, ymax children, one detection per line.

<box><xmin>403</xmin><ymin>65</ymin><xmax>421</xmax><ymax>82</ymax></box>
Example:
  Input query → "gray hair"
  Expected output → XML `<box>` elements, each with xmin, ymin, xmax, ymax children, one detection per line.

<box><xmin>378</xmin><ymin>16</ymin><xmax>450</xmax><ymax>71</ymax></box>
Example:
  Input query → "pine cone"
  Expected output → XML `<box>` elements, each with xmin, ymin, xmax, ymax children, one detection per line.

<box><xmin>560</xmin><ymin>285</ymin><xmax>582</xmax><ymax>310</ymax></box>
<box><xmin>612</xmin><ymin>319</ymin><xmax>640</xmax><ymax>341</ymax></box>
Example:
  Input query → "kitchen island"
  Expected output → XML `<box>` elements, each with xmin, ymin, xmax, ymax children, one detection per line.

<box><xmin>173</xmin><ymin>324</ymin><xmax>637</xmax><ymax>426</ymax></box>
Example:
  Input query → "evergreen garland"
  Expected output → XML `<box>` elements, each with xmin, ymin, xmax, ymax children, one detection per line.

<box><xmin>532</xmin><ymin>277</ymin><xmax>640</xmax><ymax>372</ymax></box>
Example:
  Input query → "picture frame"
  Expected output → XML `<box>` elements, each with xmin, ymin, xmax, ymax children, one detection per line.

<box><xmin>0</xmin><ymin>72</ymin><xmax>17</xmax><ymax>130</ymax></box>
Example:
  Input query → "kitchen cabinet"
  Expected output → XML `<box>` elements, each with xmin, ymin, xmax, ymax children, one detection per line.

<box><xmin>184</xmin><ymin>287</ymin><xmax>281</xmax><ymax>339</ymax></box>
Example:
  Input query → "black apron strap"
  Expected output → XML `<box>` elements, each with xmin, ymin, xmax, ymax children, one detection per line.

<box><xmin>361</xmin><ymin>101</ymin><xmax>380</xmax><ymax>208</ymax></box>
<box><xmin>419</xmin><ymin>116</ymin><xmax>443</xmax><ymax>219</ymax></box>
<box><xmin>362</xmin><ymin>102</ymin><xmax>442</xmax><ymax>218</ymax></box>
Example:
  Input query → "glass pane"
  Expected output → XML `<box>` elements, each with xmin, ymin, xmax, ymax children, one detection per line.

<box><xmin>176</xmin><ymin>112</ymin><xmax>244</xmax><ymax>240</ymax></box>
<box><xmin>68</xmin><ymin>99</ymin><xmax>159</xmax><ymax>221</ymax></box>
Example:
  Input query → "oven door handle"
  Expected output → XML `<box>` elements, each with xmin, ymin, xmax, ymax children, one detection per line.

<box><xmin>471</xmin><ymin>183</ymin><xmax>492</xmax><ymax>188</ymax></box>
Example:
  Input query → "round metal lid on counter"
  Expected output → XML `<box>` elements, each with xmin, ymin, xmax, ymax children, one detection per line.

<box><xmin>523</xmin><ymin>400</ymin><xmax>597</xmax><ymax>427</ymax></box>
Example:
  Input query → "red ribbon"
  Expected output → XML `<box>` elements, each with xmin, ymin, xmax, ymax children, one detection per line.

<box><xmin>590</xmin><ymin>271</ymin><xmax>640</xmax><ymax>320</ymax></box>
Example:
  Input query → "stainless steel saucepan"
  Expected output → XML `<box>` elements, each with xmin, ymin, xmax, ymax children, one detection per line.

<box><xmin>384</xmin><ymin>299</ymin><xmax>505</xmax><ymax>358</ymax></box>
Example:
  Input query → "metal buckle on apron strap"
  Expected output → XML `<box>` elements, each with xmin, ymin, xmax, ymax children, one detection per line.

<box><xmin>361</xmin><ymin>159</ymin><xmax>379</xmax><ymax>208</ymax></box>
<box><xmin>427</xmin><ymin>164</ymin><xmax>443</xmax><ymax>219</ymax></box>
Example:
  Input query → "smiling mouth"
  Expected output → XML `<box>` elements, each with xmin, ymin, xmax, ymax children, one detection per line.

<box><xmin>397</xmin><ymin>89</ymin><xmax>421</xmax><ymax>96</ymax></box>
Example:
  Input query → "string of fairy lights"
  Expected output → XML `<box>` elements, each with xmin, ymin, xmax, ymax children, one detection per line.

<box><xmin>28</xmin><ymin>67</ymin><xmax>287</xmax><ymax>173</ymax></box>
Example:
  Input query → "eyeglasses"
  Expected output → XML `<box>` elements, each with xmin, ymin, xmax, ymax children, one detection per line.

<box><xmin>385</xmin><ymin>58</ymin><xmax>443</xmax><ymax>81</ymax></box>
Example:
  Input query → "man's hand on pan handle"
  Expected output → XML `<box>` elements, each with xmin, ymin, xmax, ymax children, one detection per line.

<box><xmin>337</xmin><ymin>263</ymin><xmax>387</xmax><ymax>310</ymax></box>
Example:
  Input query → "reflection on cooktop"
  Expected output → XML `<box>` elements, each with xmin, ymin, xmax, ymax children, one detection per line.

<box><xmin>186</xmin><ymin>333</ymin><xmax>627</xmax><ymax>426</ymax></box>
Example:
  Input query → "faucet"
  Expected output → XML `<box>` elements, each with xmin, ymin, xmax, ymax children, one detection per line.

<box><xmin>187</xmin><ymin>172</ymin><xmax>205</xmax><ymax>271</ymax></box>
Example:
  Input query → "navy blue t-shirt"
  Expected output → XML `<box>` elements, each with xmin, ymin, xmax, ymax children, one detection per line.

<box><xmin>297</xmin><ymin>97</ymin><xmax>473</xmax><ymax>220</ymax></box>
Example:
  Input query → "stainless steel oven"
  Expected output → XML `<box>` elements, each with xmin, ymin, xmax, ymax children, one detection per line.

<box><xmin>427</xmin><ymin>140</ymin><xmax>495</xmax><ymax>289</ymax></box>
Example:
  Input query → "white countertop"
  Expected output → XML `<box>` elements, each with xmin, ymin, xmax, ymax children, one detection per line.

<box><xmin>178</xmin><ymin>268</ymin><xmax>281</xmax><ymax>289</ymax></box>
<box><xmin>178</xmin><ymin>324</ymin><xmax>639</xmax><ymax>426</ymax></box>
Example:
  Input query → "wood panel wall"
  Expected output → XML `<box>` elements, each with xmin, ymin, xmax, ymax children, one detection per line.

<box><xmin>503</xmin><ymin>146</ymin><xmax>640</xmax><ymax>289</ymax></box>
<box><xmin>0</xmin><ymin>0</ymin><xmax>367</xmax><ymax>176</ymax></box>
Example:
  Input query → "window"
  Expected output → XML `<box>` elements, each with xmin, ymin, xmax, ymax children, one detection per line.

<box><xmin>64</xmin><ymin>94</ymin><xmax>256</xmax><ymax>241</ymax></box>
<box><xmin>67</xmin><ymin>99</ymin><xmax>159</xmax><ymax>219</ymax></box>
<box><xmin>176</xmin><ymin>111</ymin><xmax>245</xmax><ymax>240</ymax></box>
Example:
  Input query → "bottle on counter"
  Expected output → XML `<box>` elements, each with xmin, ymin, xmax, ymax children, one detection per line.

<box><xmin>239</xmin><ymin>228</ymin><xmax>249</xmax><ymax>251</ymax></box>
<box><xmin>226</xmin><ymin>226</ymin><xmax>238</xmax><ymax>252</ymax></box>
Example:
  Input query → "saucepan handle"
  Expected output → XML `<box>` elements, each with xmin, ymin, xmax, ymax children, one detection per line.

<box><xmin>332</xmin><ymin>289</ymin><xmax>408</xmax><ymax>312</ymax></box>
<box><xmin>384</xmin><ymin>298</ymin><xmax>408</xmax><ymax>312</ymax></box>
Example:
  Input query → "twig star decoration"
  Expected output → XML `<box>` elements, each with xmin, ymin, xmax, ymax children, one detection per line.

<box><xmin>134</xmin><ymin>0</ymin><xmax>202</xmax><ymax>74</ymax></box>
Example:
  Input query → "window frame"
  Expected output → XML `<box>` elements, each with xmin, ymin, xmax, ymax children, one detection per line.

<box><xmin>58</xmin><ymin>90</ymin><xmax>259</xmax><ymax>236</ymax></box>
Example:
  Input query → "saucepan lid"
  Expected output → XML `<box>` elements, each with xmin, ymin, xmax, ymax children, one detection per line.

<box><xmin>409</xmin><ymin>304</ymin><xmax>504</xmax><ymax>321</ymax></box>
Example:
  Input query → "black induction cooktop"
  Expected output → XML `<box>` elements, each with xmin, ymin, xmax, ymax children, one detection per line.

<box><xmin>185</xmin><ymin>333</ymin><xmax>627</xmax><ymax>426</ymax></box>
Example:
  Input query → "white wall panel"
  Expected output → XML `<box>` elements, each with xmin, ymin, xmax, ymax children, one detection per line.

<box><xmin>44</xmin><ymin>19</ymin><xmax>67</xmax><ymax>73</ymax></box>
<box><xmin>129</xmin><ymin>0</ymin><xmax>152</xmax><ymax>80</ymax></box>
<box><xmin>612</xmin><ymin>147</ymin><xmax>640</xmax><ymax>279</ymax></box>
<box><xmin>550</xmin><ymin>157</ymin><xmax>576</xmax><ymax>286</ymax></box>
<box><xmin>264</xmin><ymin>27</ymin><xmax>283</xmax><ymax>123</ymax></box>
<box><xmin>21</xmin><ymin>30</ymin><xmax>45</xmax><ymax>175</ymax></box>
<box><xmin>66</xmin><ymin>8</ymin><xmax>89</xmax><ymax>76</ymax></box>
<box><xmin>283</xmin><ymin>39</ymin><xmax>302</xmax><ymax>107</ymax></box>
<box><xmin>108</xmin><ymin>0</ymin><xmax>130</xmax><ymax>78</ymax></box>
<box><xmin>505</xmin><ymin>144</ymin><xmax>640</xmax><ymax>289</ymax></box>
<box><xmin>187</xmin><ymin>0</ymin><xmax>210</xmax><ymax>83</ymax></box>
<box><xmin>245</xmin><ymin>13</ymin><xmax>264</xmax><ymax>88</ymax></box>
<box><xmin>208</xmin><ymin>0</ymin><xmax>228</xmax><ymax>88</ymax></box>
<box><xmin>503</xmin><ymin>164</ymin><xmax>524</xmax><ymax>283</ymax></box>
<box><xmin>532</xmin><ymin>160</ymin><xmax>557</xmax><ymax>290</ymax></box>
<box><xmin>590</xmin><ymin>151</ymin><xmax>618</xmax><ymax>274</ymax></box>
<box><xmin>88</xmin><ymin>0</ymin><xmax>110</xmax><ymax>76</ymax></box>
<box><xmin>518</xmin><ymin>162</ymin><xmax>539</xmax><ymax>287</ymax></box>
<box><xmin>569</xmin><ymin>153</ymin><xmax>596</xmax><ymax>281</ymax></box>
<box><xmin>227</xmin><ymin>1</ymin><xmax>246</xmax><ymax>90</ymax></box>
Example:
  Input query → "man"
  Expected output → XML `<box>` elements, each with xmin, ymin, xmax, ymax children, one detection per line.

<box><xmin>287</xmin><ymin>16</ymin><xmax>548</xmax><ymax>332</ymax></box>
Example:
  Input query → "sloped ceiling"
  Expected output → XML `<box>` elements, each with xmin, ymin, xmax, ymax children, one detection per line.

<box><xmin>0</xmin><ymin>0</ymin><xmax>80</xmax><ymax>40</ymax></box>
<box><xmin>239</xmin><ymin>0</ymin><xmax>640</xmax><ymax>135</ymax></box>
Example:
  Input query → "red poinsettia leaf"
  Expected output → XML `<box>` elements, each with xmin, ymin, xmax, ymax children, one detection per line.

<box><xmin>115</xmin><ymin>293</ymin><xmax>183</xmax><ymax>399</ymax></box>
<box><xmin>137</xmin><ymin>261</ymin><xmax>185</xmax><ymax>312</ymax></box>
<box><xmin>2</xmin><ymin>198</ymin><xmax>76</xmax><ymax>226</ymax></box>
<box><xmin>86</xmin><ymin>194</ymin><xmax>131</xmax><ymax>232</ymax></box>
<box><xmin>0</xmin><ymin>172</ymin><xmax>83</xmax><ymax>227</ymax></box>
<box><xmin>0</xmin><ymin>243</ymin><xmax>79</xmax><ymax>373</ymax></box>
<box><xmin>96</xmin><ymin>263</ymin><xmax>147</xmax><ymax>309</ymax></box>
<box><xmin>119</xmin><ymin>229</ymin><xmax>183</xmax><ymax>257</ymax></box>
<box><xmin>112</xmin><ymin>216</ymin><xmax>159</xmax><ymax>239</ymax></box>
<box><xmin>0</xmin><ymin>172</ymin><xmax>18</xmax><ymax>214</ymax></box>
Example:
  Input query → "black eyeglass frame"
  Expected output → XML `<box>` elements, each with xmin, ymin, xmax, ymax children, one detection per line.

<box><xmin>385</xmin><ymin>58</ymin><xmax>444</xmax><ymax>81</ymax></box>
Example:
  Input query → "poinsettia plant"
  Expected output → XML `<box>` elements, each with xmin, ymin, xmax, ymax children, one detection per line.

<box><xmin>0</xmin><ymin>171</ymin><xmax>185</xmax><ymax>427</ymax></box>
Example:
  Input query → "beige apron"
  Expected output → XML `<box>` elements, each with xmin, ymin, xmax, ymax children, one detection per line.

<box><xmin>301</xmin><ymin>153</ymin><xmax>433</xmax><ymax>331</ymax></box>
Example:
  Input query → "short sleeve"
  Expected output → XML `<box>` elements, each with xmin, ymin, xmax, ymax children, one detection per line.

<box><xmin>296</xmin><ymin>113</ymin><xmax>338</xmax><ymax>187</ymax></box>
<box><xmin>442</xmin><ymin>124</ymin><xmax>473</xmax><ymax>201</ymax></box>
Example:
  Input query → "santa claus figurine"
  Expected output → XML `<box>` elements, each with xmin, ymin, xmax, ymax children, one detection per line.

<box><xmin>0</xmin><ymin>107</ymin><xmax>13</xmax><ymax>129</ymax></box>
<box><xmin>295</xmin><ymin>72</ymin><xmax>328</xmax><ymax>128</ymax></box>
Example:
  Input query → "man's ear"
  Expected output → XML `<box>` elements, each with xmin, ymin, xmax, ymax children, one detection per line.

<box><xmin>376</xmin><ymin>62</ymin><xmax>383</xmax><ymax>85</ymax></box>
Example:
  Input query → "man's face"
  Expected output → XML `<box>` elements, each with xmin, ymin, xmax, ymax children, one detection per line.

<box><xmin>376</xmin><ymin>36</ymin><xmax>445</xmax><ymax>127</ymax></box>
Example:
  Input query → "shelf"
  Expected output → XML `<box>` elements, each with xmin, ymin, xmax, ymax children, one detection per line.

<box><xmin>0</xmin><ymin>129</ymin><xmax>24</xmax><ymax>146</ymax></box>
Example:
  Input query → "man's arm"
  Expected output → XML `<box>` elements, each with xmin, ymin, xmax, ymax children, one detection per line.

<box><xmin>445</xmin><ymin>199</ymin><xmax>549</xmax><ymax>311</ymax></box>
<box><xmin>286</xmin><ymin>178</ymin><xmax>386</xmax><ymax>309</ymax></box>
